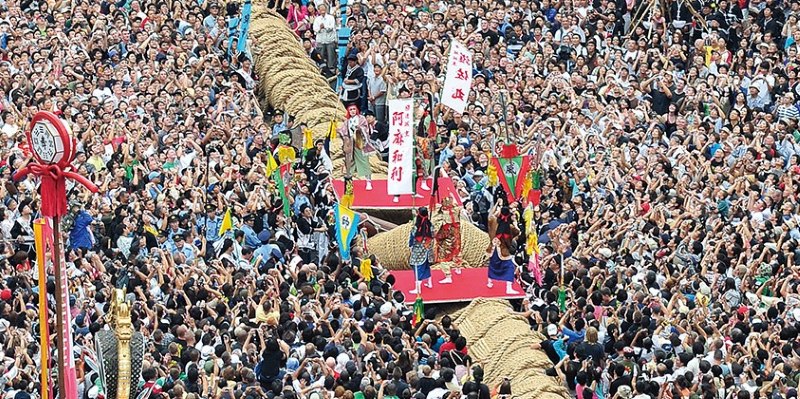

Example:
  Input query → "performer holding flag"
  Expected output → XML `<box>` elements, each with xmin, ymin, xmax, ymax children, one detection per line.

<box><xmin>487</xmin><ymin>202</ymin><xmax>521</xmax><ymax>295</ymax></box>
<box><xmin>339</xmin><ymin>104</ymin><xmax>374</xmax><ymax>190</ymax></box>
<box><xmin>408</xmin><ymin>207</ymin><xmax>434</xmax><ymax>294</ymax></box>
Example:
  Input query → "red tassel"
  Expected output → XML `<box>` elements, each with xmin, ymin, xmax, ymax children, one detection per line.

<box><xmin>44</xmin><ymin>174</ymin><xmax>68</xmax><ymax>217</ymax></box>
<box><xmin>529</xmin><ymin>190</ymin><xmax>541</xmax><ymax>207</ymax></box>
<box><xmin>14</xmin><ymin>163</ymin><xmax>98</xmax><ymax>218</ymax></box>
<box><xmin>500</xmin><ymin>143</ymin><xmax>519</xmax><ymax>158</ymax></box>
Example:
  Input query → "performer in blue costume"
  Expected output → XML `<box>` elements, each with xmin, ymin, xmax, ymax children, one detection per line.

<box><xmin>409</xmin><ymin>207</ymin><xmax>434</xmax><ymax>294</ymax></box>
<box><xmin>487</xmin><ymin>204</ymin><xmax>521</xmax><ymax>294</ymax></box>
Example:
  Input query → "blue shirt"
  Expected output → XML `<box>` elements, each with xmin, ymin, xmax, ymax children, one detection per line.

<box><xmin>196</xmin><ymin>215</ymin><xmax>223</xmax><ymax>243</ymax></box>
<box><xmin>551</xmin><ymin>337</ymin><xmax>567</xmax><ymax>360</ymax></box>
<box><xmin>293</xmin><ymin>194</ymin><xmax>311</xmax><ymax>217</ymax></box>
<box><xmin>166</xmin><ymin>227</ymin><xmax>186</xmax><ymax>242</ymax></box>
<box><xmin>254</xmin><ymin>243</ymin><xmax>283</xmax><ymax>267</ymax></box>
<box><xmin>562</xmin><ymin>327</ymin><xmax>585</xmax><ymax>345</ymax></box>
<box><xmin>272</xmin><ymin>122</ymin><xmax>287</xmax><ymax>138</ymax></box>
<box><xmin>171</xmin><ymin>244</ymin><xmax>196</xmax><ymax>263</ymax></box>
<box><xmin>148</xmin><ymin>183</ymin><xmax>163</xmax><ymax>199</ymax></box>
<box><xmin>160</xmin><ymin>240</ymin><xmax>177</xmax><ymax>253</ymax></box>
<box><xmin>69</xmin><ymin>211</ymin><xmax>94</xmax><ymax>250</ymax></box>
<box><xmin>240</xmin><ymin>224</ymin><xmax>261</xmax><ymax>248</ymax></box>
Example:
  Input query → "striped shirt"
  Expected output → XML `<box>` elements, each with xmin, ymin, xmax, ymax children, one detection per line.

<box><xmin>777</xmin><ymin>104</ymin><xmax>800</xmax><ymax>122</ymax></box>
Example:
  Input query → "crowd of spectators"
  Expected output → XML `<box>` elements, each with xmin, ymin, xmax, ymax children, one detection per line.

<box><xmin>0</xmin><ymin>0</ymin><xmax>799</xmax><ymax>398</ymax></box>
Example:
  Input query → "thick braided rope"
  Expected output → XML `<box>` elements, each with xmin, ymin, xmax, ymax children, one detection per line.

<box><xmin>250</xmin><ymin>6</ymin><xmax>387</xmax><ymax>178</ymax></box>
<box><xmin>447</xmin><ymin>299</ymin><xmax>570</xmax><ymax>399</ymax></box>
<box><xmin>368</xmin><ymin>218</ymin><xmax>489</xmax><ymax>270</ymax></box>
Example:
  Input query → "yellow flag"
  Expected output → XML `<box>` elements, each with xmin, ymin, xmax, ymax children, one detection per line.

<box><xmin>523</xmin><ymin>205</ymin><xmax>539</xmax><ymax>255</ymax></box>
<box><xmin>219</xmin><ymin>208</ymin><xmax>233</xmax><ymax>236</ymax></box>
<box><xmin>360</xmin><ymin>258</ymin><xmax>373</xmax><ymax>281</ymax></box>
<box><xmin>276</xmin><ymin>145</ymin><xmax>296</xmax><ymax>164</ymax></box>
<box><xmin>335</xmin><ymin>203</ymin><xmax>360</xmax><ymax>261</ymax></box>
<box><xmin>143</xmin><ymin>225</ymin><xmax>159</xmax><ymax>237</ymax></box>
<box><xmin>265</xmin><ymin>151</ymin><xmax>279</xmax><ymax>176</ymax></box>
<box><xmin>303</xmin><ymin>128</ymin><xmax>314</xmax><ymax>151</ymax></box>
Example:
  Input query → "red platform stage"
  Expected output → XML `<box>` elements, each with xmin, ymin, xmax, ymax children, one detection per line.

<box><xmin>390</xmin><ymin>267</ymin><xmax>526</xmax><ymax>304</ymax></box>
<box><xmin>332</xmin><ymin>178</ymin><xmax>462</xmax><ymax>209</ymax></box>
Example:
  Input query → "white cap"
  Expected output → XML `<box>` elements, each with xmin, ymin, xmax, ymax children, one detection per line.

<box><xmin>546</xmin><ymin>324</ymin><xmax>558</xmax><ymax>337</ymax></box>
<box><xmin>201</xmin><ymin>345</ymin><xmax>214</xmax><ymax>360</ymax></box>
<box><xmin>380</xmin><ymin>303</ymin><xmax>393</xmax><ymax>316</ymax></box>
<box><xmin>289</xmin><ymin>255</ymin><xmax>303</xmax><ymax>271</ymax></box>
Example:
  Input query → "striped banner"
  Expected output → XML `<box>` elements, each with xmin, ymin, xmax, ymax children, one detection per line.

<box><xmin>40</xmin><ymin>218</ymin><xmax>78</xmax><ymax>399</ymax></box>
<box><xmin>34</xmin><ymin>219</ymin><xmax>51</xmax><ymax>399</ymax></box>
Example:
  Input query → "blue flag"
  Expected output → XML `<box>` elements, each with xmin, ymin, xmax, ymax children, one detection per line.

<box><xmin>237</xmin><ymin>0</ymin><xmax>252</xmax><ymax>54</ymax></box>
<box><xmin>335</xmin><ymin>0</ymin><xmax>350</xmax><ymax>90</ymax></box>
<box><xmin>334</xmin><ymin>203</ymin><xmax>360</xmax><ymax>261</ymax></box>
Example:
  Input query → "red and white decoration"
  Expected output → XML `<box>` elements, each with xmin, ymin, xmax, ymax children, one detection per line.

<box><xmin>15</xmin><ymin>111</ymin><xmax>97</xmax><ymax>217</ymax></box>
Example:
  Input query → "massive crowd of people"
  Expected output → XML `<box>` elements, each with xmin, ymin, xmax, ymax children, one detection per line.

<box><xmin>0</xmin><ymin>0</ymin><xmax>799</xmax><ymax>398</ymax></box>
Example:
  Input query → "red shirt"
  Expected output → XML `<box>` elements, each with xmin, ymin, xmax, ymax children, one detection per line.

<box><xmin>437</xmin><ymin>342</ymin><xmax>467</xmax><ymax>356</ymax></box>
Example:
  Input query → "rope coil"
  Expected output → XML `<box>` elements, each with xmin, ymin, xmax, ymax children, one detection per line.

<box><xmin>448</xmin><ymin>299</ymin><xmax>570</xmax><ymax>399</ymax></box>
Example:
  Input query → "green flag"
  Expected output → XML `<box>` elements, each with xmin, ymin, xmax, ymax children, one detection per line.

<box><xmin>412</xmin><ymin>296</ymin><xmax>424</xmax><ymax>327</ymax></box>
<box><xmin>558</xmin><ymin>287</ymin><xmax>566</xmax><ymax>312</ymax></box>
<box><xmin>273</xmin><ymin>168</ymin><xmax>290</xmax><ymax>217</ymax></box>
<box><xmin>532</xmin><ymin>169</ymin><xmax>541</xmax><ymax>190</ymax></box>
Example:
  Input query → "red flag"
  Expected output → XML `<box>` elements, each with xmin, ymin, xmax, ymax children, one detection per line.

<box><xmin>529</xmin><ymin>190</ymin><xmax>542</xmax><ymax>207</ymax></box>
<box><xmin>492</xmin><ymin>154</ymin><xmax>532</xmax><ymax>203</ymax></box>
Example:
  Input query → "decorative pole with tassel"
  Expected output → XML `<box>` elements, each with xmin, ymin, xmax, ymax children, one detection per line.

<box><xmin>14</xmin><ymin>112</ymin><xmax>98</xmax><ymax>399</ymax></box>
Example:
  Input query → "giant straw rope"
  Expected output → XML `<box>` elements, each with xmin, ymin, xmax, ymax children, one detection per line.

<box><xmin>250</xmin><ymin>7</ymin><xmax>387</xmax><ymax>178</ymax></box>
<box><xmin>249</xmin><ymin>6</ymin><xmax>563</xmax><ymax>397</ymax></box>
<box><xmin>366</xmin><ymin>213</ymin><xmax>490</xmax><ymax>270</ymax></box>
<box><xmin>450</xmin><ymin>299</ymin><xmax>570</xmax><ymax>399</ymax></box>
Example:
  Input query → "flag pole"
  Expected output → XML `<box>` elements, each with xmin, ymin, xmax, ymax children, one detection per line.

<box><xmin>499</xmin><ymin>90</ymin><xmax>511</xmax><ymax>145</ymax></box>
<box><xmin>203</xmin><ymin>147</ymin><xmax>211</xmax><ymax>236</ymax></box>
<box><xmin>51</xmin><ymin>215</ymin><xmax>67</xmax><ymax>399</ymax></box>
<box><xmin>411</xmin><ymin>180</ymin><xmax>420</xmax><ymax>297</ymax></box>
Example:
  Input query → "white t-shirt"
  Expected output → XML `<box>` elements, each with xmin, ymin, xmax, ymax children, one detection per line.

<box><xmin>92</xmin><ymin>87</ymin><xmax>113</xmax><ymax>102</ymax></box>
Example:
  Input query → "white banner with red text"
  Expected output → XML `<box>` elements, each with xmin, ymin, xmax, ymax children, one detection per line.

<box><xmin>387</xmin><ymin>98</ymin><xmax>415</xmax><ymax>195</ymax></box>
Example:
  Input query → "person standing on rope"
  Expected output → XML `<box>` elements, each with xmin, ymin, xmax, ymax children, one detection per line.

<box><xmin>340</xmin><ymin>54</ymin><xmax>365</xmax><ymax>110</ymax></box>
<box><xmin>313</xmin><ymin>3</ymin><xmax>337</xmax><ymax>75</ymax></box>
<box><xmin>409</xmin><ymin>207</ymin><xmax>434</xmax><ymax>294</ymax></box>
<box><xmin>486</xmin><ymin>203</ymin><xmax>520</xmax><ymax>295</ymax></box>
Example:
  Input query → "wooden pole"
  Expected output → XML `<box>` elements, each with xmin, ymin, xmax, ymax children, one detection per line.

<box><xmin>51</xmin><ymin>215</ymin><xmax>67</xmax><ymax>399</ymax></box>
<box><xmin>499</xmin><ymin>91</ymin><xmax>511</xmax><ymax>144</ymax></box>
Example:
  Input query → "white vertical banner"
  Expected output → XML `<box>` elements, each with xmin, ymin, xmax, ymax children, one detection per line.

<box><xmin>441</xmin><ymin>40</ymin><xmax>473</xmax><ymax>115</ymax></box>
<box><xmin>387</xmin><ymin>98</ymin><xmax>414</xmax><ymax>195</ymax></box>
